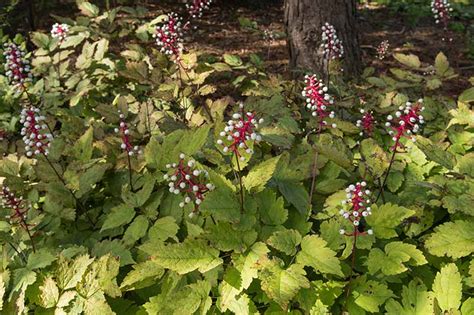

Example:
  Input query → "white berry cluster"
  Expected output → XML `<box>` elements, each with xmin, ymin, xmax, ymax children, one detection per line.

<box><xmin>186</xmin><ymin>0</ymin><xmax>212</xmax><ymax>19</ymax></box>
<box><xmin>114</xmin><ymin>111</ymin><xmax>141</xmax><ymax>156</ymax></box>
<box><xmin>153</xmin><ymin>13</ymin><xmax>184</xmax><ymax>62</ymax></box>
<box><xmin>302</xmin><ymin>74</ymin><xmax>336</xmax><ymax>128</ymax></box>
<box><xmin>339</xmin><ymin>182</ymin><xmax>373</xmax><ymax>236</ymax></box>
<box><xmin>20</xmin><ymin>107</ymin><xmax>53</xmax><ymax>157</ymax></box>
<box><xmin>217</xmin><ymin>103</ymin><xmax>263</xmax><ymax>161</ymax></box>
<box><xmin>164</xmin><ymin>154</ymin><xmax>214</xmax><ymax>210</ymax></box>
<box><xmin>385</xmin><ymin>100</ymin><xmax>425</xmax><ymax>148</ymax></box>
<box><xmin>3</xmin><ymin>43</ymin><xmax>32</xmax><ymax>90</ymax></box>
<box><xmin>376</xmin><ymin>40</ymin><xmax>390</xmax><ymax>60</ymax></box>
<box><xmin>431</xmin><ymin>0</ymin><xmax>453</xmax><ymax>28</ymax></box>
<box><xmin>51</xmin><ymin>23</ymin><xmax>70</xmax><ymax>42</ymax></box>
<box><xmin>321</xmin><ymin>23</ymin><xmax>344</xmax><ymax>60</ymax></box>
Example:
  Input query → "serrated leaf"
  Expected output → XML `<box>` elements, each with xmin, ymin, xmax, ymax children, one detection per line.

<box><xmin>101</xmin><ymin>204</ymin><xmax>135</xmax><ymax>232</ymax></box>
<box><xmin>386</xmin><ymin>171</ymin><xmax>404</xmax><ymax>193</ymax></box>
<box><xmin>367</xmin><ymin>242</ymin><xmax>426</xmax><ymax>275</ymax></box>
<box><xmin>148</xmin><ymin>216</ymin><xmax>179</xmax><ymax>241</ymax></box>
<box><xmin>120</xmin><ymin>260</ymin><xmax>164</xmax><ymax>291</ymax></box>
<box><xmin>257</xmin><ymin>189</ymin><xmax>288</xmax><ymax>226</ymax></box>
<box><xmin>140</xmin><ymin>239</ymin><xmax>222</xmax><ymax>274</ymax></box>
<box><xmin>425</xmin><ymin>220</ymin><xmax>474</xmax><ymax>258</ymax></box>
<box><xmin>56</xmin><ymin>254</ymin><xmax>94</xmax><ymax>290</ymax></box>
<box><xmin>205</xmin><ymin>222</ymin><xmax>256</xmax><ymax>252</ymax></box>
<box><xmin>415</xmin><ymin>136</ymin><xmax>456</xmax><ymax>169</ymax></box>
<box><xmin>365</xmin><ymin>203</ymin><xmax>415</xmax><ymax>239</ymax></box>
<box><xmin>61</xmin><ymin>34</ymin><xmax>86</xmax><ymax>48</ymax></box>
<box><xmin>459</xmin><ymin>87</ymin><xmax>474</xmax><ymax>103</ymax></box>
<box><xmin>92</xmin><ymin>240</ymin><xmax>134</xmax><ymax>266</ymax></box>
<box><xmin>267</xmin><ymin>229</ymin><xmax>302</xmax><ymax>256</ymax></box>
<box><xmin>39</xmin><ymin>277</ymin><xmax>59</xmax><ymax>308</ymax></box>
<box><xmin>200</xmin><ymin>187</ymin><xmax>240</xmax><ymax>223</ymax></box>
<box><xmin>435</xmin><ymin>52</ymin><xmax>449</xmax><ymax>76</ymax></box>
<box><xmin>73</xmin><ymin>127</ymin><xmax>94</xmax><ymax>162</ymax></box>
<box><xmin>296</xmin><ymin>235</ymin><xmax>343</xmax><ymax>277</ymax></box>
<box><xmin>394</xmin><ymin>53</ymin><xmax>421</xmax><ymax>69</ymax></box>
<box><xmin>79</xmin><ymin>2</ymin><xmax>100</xmax><ymax>17</ymax></box>
<box><xmin>259</xmin><ymin>260</ymin><xmax>310</xmax><ymax>309</ymax></box>
<box><xmin>243</xmin><ymin>155</ymin><xmax>281</xmax><ymax>192</ymax></box>
<box><xmin>385</xmin><ymin>279</ymin><xmax>434</xmax><ymax>315</ymax></box>
<box><xmin>315</xmin><ymin>134</ymin><xmax>353</xmax><ymax>169</ymax></box>
<box><xmin>352</xmin><ymin>277</ymin><xmax>393</xmax><ymax>313</ymax></box>
<box><xmin>223</xmin><ymin>54</ymin><xmax>243</xmax><ymax>67</ymax></box>
<box><xmin>360</xmin><ymin>139</ymin><xmax>389</xmax><ymax>178</ymax></box>
<box><xmin>123</xmin><ymin>215</ymin><xmax>149</xmax><ymax>245</ymax></box>
<box><xmin>462</xmin><ymin>298</ymin><xmax>474</xmax><ymax>315</ymax></box>
<box><xmin>27</xmin><ymin>249</ymin><xmax>56</xmax><ymax>270</ymax></box>
<box><xmin>433</xmin><ymin>263</ymin><xmax>462</xmax><ymax>312</ymax></box>
<box><xmin>31</xmin><ymin>32</ymin><xmax>50</xmax><ymax>49</ymax></box>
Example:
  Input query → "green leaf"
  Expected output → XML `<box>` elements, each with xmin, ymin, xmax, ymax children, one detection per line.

<box><xmin>72</xmin><ymin>127</ymin><xmax>94</xmax><ymax>162</ymax></box>
<box><xmin>394</xmin><ymin>53</ymin><xmax>421</xmax><ymax>69</ymax></box>
<box><xmin>56</xmin><ymin>254</ymin><xmax>94</xmax><ymax>290</ymax></box>
<box><xmin>386</xmin><ymin>171</ymin><xmax>404</xmax><ymax>193</ymax></box>
<box><xmin>315</xmin><ymin>134</ymin><xmax>353</xmax><ymax>169</ymax></box>
<box><xmin>123</xmin><ymin>215</ymin><xmax>149</xmax><ymax>245</ymax></box>
<box><xmin>433</xmin><ymin>263</ymin><xmax>462</xmax><ymax>312</ymax></box>
<box><xmin>243</xmin><ymin>155</ymin><xmax>281</xmax><ymax>192</ymax></box>
<box><xmin>148</xmin><ymin>216</ymin><xmax>179</xmax><ymax>241</ymax></box>
<box><xmin>435</xmin><ymin>52</ymin><xmax>450</xmax><ymax>76</ymax></box>
<box><xmin>448</xmin><ymin>102</ymin><xmax>474</xmax><ymax>128</ymax></box>
<box><xmin>61</xmin><ymin>34</ymin><xmax>86</xmax><ymax>48</ymax></box>
<box><xmin>92</xmin><ymin>240</ymin><xmax>134</xmax><ymax>266</ymax></box>
<box><xmin>267</xmin><ymin>229</ymin><xmax>302</xmax><ymax>256</ymax></box>
<box><xmin>296</xmin><ymin>235</ymin><xmax>343</xmax><ymax>277</ymax></box>
<box><xmin>385</xmin><ymin>279</ymin><xmax>434</xmax><ymax>315</ymax></box>
<box><xmin>122</xmin><ymin>174</ymin><xmax>155</xmax><ymax>207</ymax></box>
<box><xmin>39</xmin><ymin>277</ymin><xmax>59</xmax><ymax>308</ymax></box>
<box><xmin>101</xmin><ymin>204</ymin><xmax>135</xmax><ymax>232</ymax></box>
<box><xmin>415</xmin><ymin>136</ymin><xmax>456</xmax><ymax>169</ymax></box>
<box><xmin>223</xmin><ymin>54</ymin><xmax>243</xmax><ymax>67</ymax></box>
<box><xmin>27</xmin><ymin>249</ymin><xmax>56</xmax><ymax>270</ymax></box>
<box><xmin>367</xmin><ymin>242</ymin><xmax>426</xmax><ymax>275</ymax></box>
<box><xmin>205</xmin><ymin>222</ymin><xmax>257</xmax><ymax>252</ymax></box>
<box><xmin>140</xmin><ymin>239</ymin><xmax>223</xmax><ymax>274</ymax></box>
<box><xmin>360</xmin><ymin>138</ymin><xmax>389</xmax><ymax>178</ymax></box>
<box><xmin>31</xmin><ymin>32</ymin><xmax>50</xmax><ymax>49</ymax></box>
<box><xmin>259</xmin><ymin>260</ymin><xmax>310</xmax><ymax>309</ymax></box>
<box><xmin>310</xmin><ymin>300</ymin><xmax>330</xmax><ymax>315</ymax></box>
<box><xmin>352</xmin><ymin>277</ymin><xmax>393</xmax><ymax>313</ymax></box>
<box><xmin>365</xmin><ymin>203</ymin><xmax>415</xmax><ymax>239</ymax></box>
<box><xmin>425</xmin><ymin>220</ymin><xmax>474</xmax><ymax>259</ymax></box>
<box><xmin>257</xmin><ymin>189</ymin><xmax>288</xmax><ymax>226</ymax></box>
<box><xmin>276</xmin><ymin>179</ymin><xmax>309</xmax><ymax>216</ymax></box>
<box><xmin>462</xmin><ymin>298</ymin><xmax>474</xmax><ymax>315</ymax></box>
<box><xmin>200</xmin><ymin>187</ymin><xmax>240</xmax><ymax>223</ymax></box>
<box><xmin>120</xmin><ymin>260</ymin><xmax>164</xmax><ymax>291</ymax></box>
<box><xmin>458</xmin><ymin>152</ymin><xmax>474</xmax><ymax>177</ymax></box>
<box><xmin>79</xmin><ymin>2</ymin><xmax>100</xmax><ymax>17</ymax></box>
<box><xmin>459</xmin><ymin>87</ymin><xmax>474</xmax><ymax>103</ymax></box>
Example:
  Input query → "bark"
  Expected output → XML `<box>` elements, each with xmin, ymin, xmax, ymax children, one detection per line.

<box><xmin>284</xmin><ymin>0</ymin><xmax>361</xmax><ymax>77</ymax></box>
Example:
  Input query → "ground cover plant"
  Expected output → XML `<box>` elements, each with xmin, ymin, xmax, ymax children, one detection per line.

<box><xmin>0</xmin><ymin>0</ymin><xmax>473</xmax><ymax>314</ymax></box>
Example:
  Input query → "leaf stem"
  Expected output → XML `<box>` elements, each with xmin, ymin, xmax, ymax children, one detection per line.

<box><xmin>376</xmin><ymin>144</ymin><xmax>398</xmax><ymax>203</ymax></box>
<box><xmin>308</xmin><ymin>126</ymin><xmax>322</xmax><ymax>212</ymax></box>
<box><xmin>234</xmin><ymin>153</ymin><xmax>245</xmax><ymax>213</ymax></box>
<box><xmin>43</xmin><ymin>154</ymin><xmax>95</xmax><ymax>226</ymax></box>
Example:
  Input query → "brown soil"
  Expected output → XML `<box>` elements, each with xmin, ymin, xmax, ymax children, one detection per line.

<box><xmin>33</xmin><ymin>0</ymin><xmax>473</xmax><ymax>95</ymax></box>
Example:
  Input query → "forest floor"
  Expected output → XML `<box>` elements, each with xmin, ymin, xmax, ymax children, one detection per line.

<box><xmin>37</xmin><ymin>0</ymin><xmax>474</xmax><ymax>96</ymax></box>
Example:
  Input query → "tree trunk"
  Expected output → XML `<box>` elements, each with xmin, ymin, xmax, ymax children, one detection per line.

<box><xmin>284</xmin><ymin>0</ymin><xmax>361</xmax><ymax>77</ymax></box>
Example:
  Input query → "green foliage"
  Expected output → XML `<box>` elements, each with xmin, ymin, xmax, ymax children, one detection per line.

<box><xmin>0</xmin><ymin>1</ymin><xmax>472</xmax><ymax>313</ymax></box>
